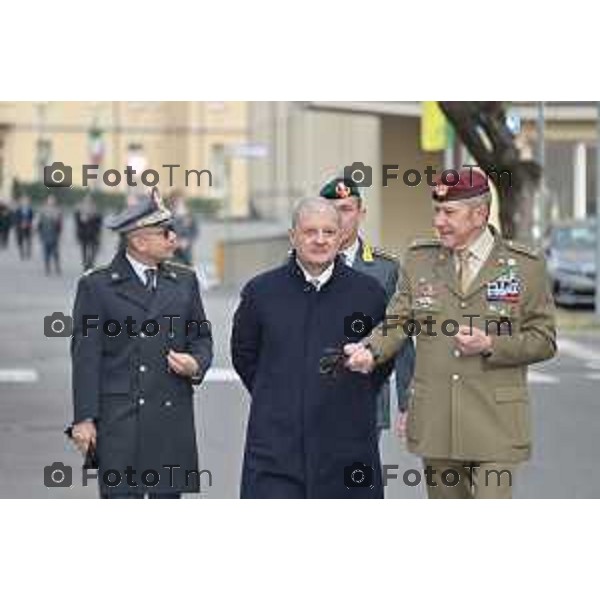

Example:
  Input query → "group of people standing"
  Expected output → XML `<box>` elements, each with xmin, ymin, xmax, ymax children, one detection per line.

<box><xmin>0</xmin><ymin>194</ymin><xmax>85</xmax><ymax>274</ymax></box>
<box><xmin>67</xmin><ymin>168</ymin><xmax>557</xmax><ymax>500</ymax></box>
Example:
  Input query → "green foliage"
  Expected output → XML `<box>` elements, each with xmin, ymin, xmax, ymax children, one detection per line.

<box><xmin>11</xmin><ymin>180</ymin><xmax>221</xmax><ymax>216</ymax></box>
<box><xmin>12</xmin><ymin>180</ymin><xmax>126</xmax><ymax>210</ymax></box>
<box><xmin>184</xmin><ymin>196</ymin><xmax>221</xmax><ymax>216</ymax></box>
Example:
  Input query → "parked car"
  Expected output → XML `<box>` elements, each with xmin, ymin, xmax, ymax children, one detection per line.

<box><xmin>545</xmin><ymin>219</ymin><xmax>597</xmax><ymax>307</ymax></box>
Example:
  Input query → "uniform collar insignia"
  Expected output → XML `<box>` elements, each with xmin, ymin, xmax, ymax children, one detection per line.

<box><xmin>158</xmin><ymin>262</ymin><xmax>179</xmax><ymax>280</ymax></box>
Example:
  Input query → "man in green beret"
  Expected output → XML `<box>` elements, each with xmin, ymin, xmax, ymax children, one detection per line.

<box><xmin>320</xmin><ymin>177</ymin><xmax>415</xmax><ymax>440</ymax></box>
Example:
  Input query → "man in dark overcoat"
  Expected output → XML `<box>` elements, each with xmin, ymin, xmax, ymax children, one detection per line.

<box><xmin>69</xmin><ymin>188</ymin><xmax>213</xmax><ymax>498</ymax></box>
<box><xmin>231</xmin><ymin>197</ymin><xmax>392</xmax><ymax>499</ymax></box>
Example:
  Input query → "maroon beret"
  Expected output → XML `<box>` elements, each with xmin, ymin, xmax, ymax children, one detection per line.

<box><xmin>432</xmin><ymin>168</ymin><xmax>491</xmax><ymax>203</ymax></box>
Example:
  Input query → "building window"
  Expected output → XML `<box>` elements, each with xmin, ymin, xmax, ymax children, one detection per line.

<box><xmin>126</xmin><ymin>143</ymin><xmax>147</xmax><ymax>187</ymax></box>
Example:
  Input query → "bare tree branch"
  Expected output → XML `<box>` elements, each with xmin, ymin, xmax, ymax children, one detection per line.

<box><xmin>439</xmin><ymin>101</ymin><xmax>541</xmax><ymax>240</ymax></box>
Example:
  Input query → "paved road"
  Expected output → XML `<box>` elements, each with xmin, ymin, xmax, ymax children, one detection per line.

<box><xmin>0</xmin><ymin>217</ymin><xmax>599</xmax><ymax>498</ymax></box>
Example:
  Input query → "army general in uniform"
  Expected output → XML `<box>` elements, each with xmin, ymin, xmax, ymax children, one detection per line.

<box><xmin>69</xmin><ymin>189</ymin><xmax>213</xmax><ymax>498</ymax></box>
<box><xmin>319</xmin><ymin>177</ymin><xmax>415</xmax><ymax>438</ymax></box>
<box><xmin>345</xmin><ymin>168</ymin><xmax>556</xmax><ymax>499</ymax></box>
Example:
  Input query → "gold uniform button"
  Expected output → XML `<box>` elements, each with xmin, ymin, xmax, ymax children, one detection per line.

<box><xmin>453</xmin><ymin>349</ymin><xmax>461</xmax><ymax>358</ymax></box>
<box><xmin>165</xmin><ymin>400</ymin><xmax>173</xmax><ymax>407</ymax></box>
<box><xmin>138</xmin><ymin>398</ymin><xmax>145</xmax><ymax>406</ymax></box>
<box><xmin>452</xmin><ymin>374</ymin><xmax>460</xmax><ymax>381</ymax></box>
<box><xmin>139</xmin><ymin>365</ymin><xmax>147</xmax><ymax>373</ymax></box>
<box><xmin>460</xmin><ymin>301</ymin><xmax>467</xmax><ymax>308</ymax></box>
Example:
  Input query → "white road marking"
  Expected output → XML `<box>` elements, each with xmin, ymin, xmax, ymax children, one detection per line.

<box><xmin>559</xmin><ymin>338</ymin><xmax>600</xmax><ymax>364</ymax></box>
<box><xmin>204</xmin><ymin>368</ymin><xmax>240</xmax><ymax>382</ymax></box>
<box><xmin>528</xmin><ymin>371</ymin><xmax>559</xmax><ymax>384</ymax></box>
<box><xmin>0</xmin><ymin>365</ymin><xmax>242</xmax><ymax>385</ymax></box>
<box><xmin>0</xmin><ymin>369</ymin><xmax>39</xmax><ymax>383</ymax></box>
<box><xmin>203</xmin><ymin>366</ymin><xmax>560</xmax><ymax>386</ymax></box>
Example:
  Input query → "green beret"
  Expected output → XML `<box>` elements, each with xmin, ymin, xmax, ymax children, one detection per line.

<box><xmin>319</xmin><ymin>177</ymin><xmax>362</xmax><ymax>200</ymax></box>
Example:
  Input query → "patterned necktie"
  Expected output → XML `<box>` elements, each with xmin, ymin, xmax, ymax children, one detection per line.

<box><xmin>456</xmin><ymin>249</ymin><xmax>471</xmax><ymax>294</ymax></box>
<box><xmin>310</xmin><ymin>277</ymin><xmax>320</xmax><ymax>292</ymax></box>
<box><xmin>144</xmin><ymin>268</ymin><xmax>157</xmax><ymax>291</ymax></box>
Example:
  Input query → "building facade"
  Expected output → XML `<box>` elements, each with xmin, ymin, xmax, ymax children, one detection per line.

<box><xmin>249</xmin><ymin>101</ymin><xmax>600</xmax><ymax>254</ymax></box>
<box><xmin>0</xmin><ymin>101</ymin><xmax>250</xmax><ymax>216</ymax></box>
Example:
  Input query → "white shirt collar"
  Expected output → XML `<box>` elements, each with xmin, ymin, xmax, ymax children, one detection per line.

<box><xmin>125</xmin><ymin>252</ymin><xmax>156</xmax><ymax>284</ymax></box>
<box><xmin>341</xmin><ymin>237</ymin><xmax>361</xmax><ymax>267</ymax></box>
<box><xmin>454</xmin><ymin>226</ymin><xmax>495</xmax><ymax>277</ymax></box>
<box><xmin>296</xmin><ymin>258</ymin><xmax>335</xmax><ymax>292</ymax></box>
<box><xmin>466</xmin><ymin>226</ymin><xmax>495</xmax><ymax>263</ymax></box>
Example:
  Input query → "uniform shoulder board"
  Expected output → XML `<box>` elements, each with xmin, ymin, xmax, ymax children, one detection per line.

<box><xmin>409</xmin><ymin>238</ymin><xmax>441</xmax><ymax>250</ymax></box>
<box><xmin>163</xmin><ymin>260</ymin><xmax>196</xmax><ymax>272</ymax></box>
<box><xmin>82</xmin><ymin>264</ymin><xmax>110</xmax><ymax>277</ymax></box>
<box><xmin>163</xmin><ymin>260</ymin><xmax>196</xmax><ymax>276</ymax></box>
<box><xmin>371</xmin><ymin>246</ymin><xmax>399</xmax><ymax>263</ymax></box>
<box><xmin>506</xmin><ymin>240</ymin><xmax>540</xmax><ymax>259</ymax></box>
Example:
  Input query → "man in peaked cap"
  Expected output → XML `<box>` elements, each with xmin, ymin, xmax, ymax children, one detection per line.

<box><xmin>69</xmin><ymin>188</ymin><xmax>213</xmax><ymax>498</ymax></box>
<box><xmin>344</xmin><ymin>167</ymin><xmax>556</xmax><ymax>499</ymax></box>
<box><xmin>319</xmin><ymin>176</ymin><xmax>415</xmax><ymax>441</ymax></box>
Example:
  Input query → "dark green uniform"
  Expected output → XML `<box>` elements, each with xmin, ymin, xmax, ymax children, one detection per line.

<box><xmin>351</xmin><ymin>239</ymin><xmax>415</xmax><ymax>430</ymax></box>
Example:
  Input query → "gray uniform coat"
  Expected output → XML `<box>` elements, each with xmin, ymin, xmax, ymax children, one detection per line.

<box><xmin>71</xmin><ymin>250</ymin><xmax>213</xmax><ymax>494</ymax></box>
<box><xmin>351</xmin><ymin>239</ymin><xmax>415</xmax><ymax>428</ymax></box>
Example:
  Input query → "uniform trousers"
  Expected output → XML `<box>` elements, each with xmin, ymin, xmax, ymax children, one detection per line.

<box><xmin>423</xmin><ymin>459</ymin><xmax>515</xmax><ymax>499</ymax></box>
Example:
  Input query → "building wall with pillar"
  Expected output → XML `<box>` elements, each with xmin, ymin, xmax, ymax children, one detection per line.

<box><xmin>248</xmin><ymin>101</ymin><xmax>382</xmax><ymax>242</ymax></box>
<box><xmin>521</xmin><ymin>116</ymin><xmax>599</xmax><ymax>223</ymax></box>
<box><xmin>380</xmin><ymin>114</ymin><xmax>443</xmax><ymax>253</ymax></box>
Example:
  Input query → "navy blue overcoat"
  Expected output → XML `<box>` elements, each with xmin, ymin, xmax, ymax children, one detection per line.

<box><xmin>231</xmin><ymin>256</ymin><xmax>392</xmax><ymax>499</ymax></box>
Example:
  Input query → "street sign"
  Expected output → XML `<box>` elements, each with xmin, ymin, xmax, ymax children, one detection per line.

<box><xmin>228</xmin><ymin>142</ymin><xmax>269</xmax><ymax>159</ymax></box>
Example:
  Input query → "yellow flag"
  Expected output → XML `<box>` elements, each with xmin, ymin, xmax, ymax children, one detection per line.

<box><xmin>421</xmin><ymin>101</ymin><xmax>447</xmax><ymax>151</ymax></box>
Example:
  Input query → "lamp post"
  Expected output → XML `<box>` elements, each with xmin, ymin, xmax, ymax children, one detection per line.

<box><xmin>535</xmin><ymin>102</ymin><xmax>546</xmax><ymax>245</ymax></box>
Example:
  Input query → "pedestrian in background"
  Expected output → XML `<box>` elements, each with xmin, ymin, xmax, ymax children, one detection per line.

<box><xmin>14</xmin><ymin>195</ymin><xmax>34</xmax><ymax>260</ymax></box>
<box><xmin>169</xmin><ymin>191</ymin><xmax>198</xmax><ymax>266</ymax></box>
<box><xmin>0</xmin><ymin>198</ymin><xmax>13</xmax><ymax>249</ymax></box>
<box><xmin>75</xmin><ymin>195</ymin><xmax>103</xmax><ymax>270</ymax></box>
<box><xmin>37</xmin><ymin>195</ymin><xmax>63</xmax><ymax>275</ymax></box>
